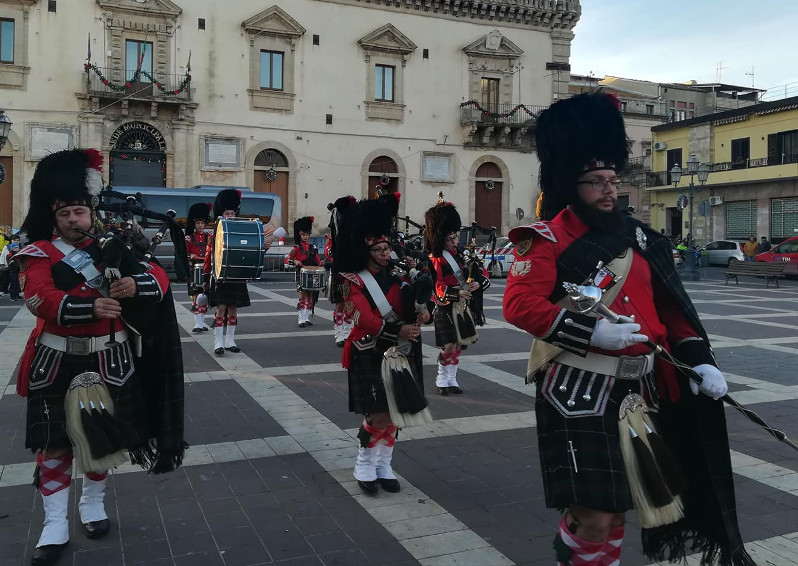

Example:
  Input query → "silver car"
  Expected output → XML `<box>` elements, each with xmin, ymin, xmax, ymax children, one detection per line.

<box><xmin>701</xmin><ymin>240</ymin><xmax>746</xmax><ymax>266</ymax></box>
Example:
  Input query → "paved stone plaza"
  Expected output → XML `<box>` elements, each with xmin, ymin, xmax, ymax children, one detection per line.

<box><xmin>1</xmin><ymin>268</ymin><xmax>797</xmax><ymax>566</ymax></box>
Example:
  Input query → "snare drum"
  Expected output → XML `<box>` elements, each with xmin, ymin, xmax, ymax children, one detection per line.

<box><xmin>299</xmin><ymin>266</ymin><xmax>327</xmax><ymax>291</ymax></box>
<box><xmin>191</xmin><ymin>262</ymin><xmax>204</xmax><ymax>292</ymax></box>
<box><xmin>212</xmin><ymin>218</ymin><xmax>265</xmax><ymax>281</ymax></box>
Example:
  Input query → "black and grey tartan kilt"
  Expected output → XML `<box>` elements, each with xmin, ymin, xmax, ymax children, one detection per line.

<box><xmin>433</xmin><ymin>303</ymin><xmax>458</xmax><ymax>347</ymax></box>
<box><xmin>534</xmin><ymin>362</ymin><xmax>660</xmax><ymax>514</ymax></box>
<box><xmin>348</xmin><ymin>343</ymin><xmax>424</xmax><ymax>415</ymax></box>
<box><xmin>209</xmin><ymin>280</ymin><xmax>250</xmax><ymax>308</ymax></box>
<box><xmin>26</xmin><ymin>345</ymin><xmax>150</xmax><ymax>452</ymax></box>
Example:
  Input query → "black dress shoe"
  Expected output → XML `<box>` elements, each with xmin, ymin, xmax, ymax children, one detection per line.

<box><xmin>83</xmin><ymin>519</ymin><xmax>110</xmax><ymax>539</ymax></box>
<box><xmin>31</xmin><ymin>542</ymin><xmax>68</xmax><ymax>566</ymax></box>
<box><xmin>305</xmin><ymin>320</ymin><xmax>313</xmax><ymax>326</ymax></box>
<box><xmin>199</xmin><ymin>326</ymin><xmax>210</xmax><ymax>332</ymax></box>
<box><xmin>192</xmin><ymin>327</ymin><xmax>203</xmax><ymax>334</ymax></box>
<box><xmin>214</xmin><ymin>347</ymin><xmax>224</xmax><ymax>356</ymax></box>
<box><xmin>449</xmin><ymin>386</ymin><xmax>464</xmax><ymax>394</ymax></box>
<box><xmin>357</xmin><ymin>480</ymin><xmax>379</xmax><ymax>496</ymax></box>
<box><xmin>225</xmin><ymin>346</ymin><xmax>241</xmax><ymax>353</ymax></box>
<box><xmin>378</xmin><ymin>478</ymin><xmax>401</xmax><ymax>493</ymax></box>
<box><xmin>336</xmin><ymin>340</ymin><xmax>345</xmax><ymax>348</ymax></box>
<box><xmin>298</xmin><ymin>322</ymin><xmax>308</xmax><ymax>328</ymax></box>
<box><xmin>437</xmin><ymin>387</ymin><xmax>449</xmax><ymax>396</ymax></box>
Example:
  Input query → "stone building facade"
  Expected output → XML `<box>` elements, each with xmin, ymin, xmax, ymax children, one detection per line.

<box><xmin>0</xmin><ymin>0</ymin><xmax>581</xmax><ymax>235</ymax></box>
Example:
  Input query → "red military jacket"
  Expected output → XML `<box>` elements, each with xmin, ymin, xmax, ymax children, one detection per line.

<box><xmin>324</xmin><ymin>235</ymin><xmax>333</xmax><ymax>263</ymax></box>
<box><xmin>503</xmin><ymin>208</ymin><xmax>699</xmax><ymax>401</ymax></box>
<box><xmin>15</xmin><ymin>237</ymin><xmax>169</xmax><ymax>394</ymax></box>
<box><xmin>430</xmin><ymin>250</ymin><xmax>490</xmax><ymax>304</ymax></box>
<box><xmin>185</xmin><ymin>230</ymin><xmax>211</xmax><ymax>262</ymax></box>
<box><xmin>288</xmin><ymin>241</ymin><xmax>321</xmax><ymax>267</ymax></box>
<box><xmin>340</xmin><ymin>269</ymin><xmax>404</xmax><ymax>368</ymax></box>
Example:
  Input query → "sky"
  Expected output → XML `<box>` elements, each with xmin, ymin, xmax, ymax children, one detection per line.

<box><xmin>570</xmin><ymin>0</ymin><xmax>798</xmax><ymax>99</ymax></box>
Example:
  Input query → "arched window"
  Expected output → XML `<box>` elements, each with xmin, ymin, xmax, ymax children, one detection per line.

<box><xmin>368</xmin><ymin>156</ymin><xmax>398</xmax><ymax>199</ymax></box>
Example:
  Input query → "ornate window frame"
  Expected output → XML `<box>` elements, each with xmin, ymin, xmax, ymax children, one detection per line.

<box><xmin>358</xmin><ymin>24</ymin><xmax>416</xmax><ymax>122</ymax></box>
<box><xmin>0</xmin><ymin>0</ymin><xmax>36</xmax><ymax>89</ymax></box>
<box><xmin>463</xmin><ymin>30</ymin><xmax>524</xmax><ymax>108</ymax></box>
<box><xmin>242</xmin><ymin>5</ymin><xmax>305</xmax><ymax>114</ymax></box>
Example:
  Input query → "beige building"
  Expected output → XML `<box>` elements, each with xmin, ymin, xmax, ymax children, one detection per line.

<box><xmin>0</xmin><ymin>0</ymin><xmax>581</xmax><ymax>235</ymax></box>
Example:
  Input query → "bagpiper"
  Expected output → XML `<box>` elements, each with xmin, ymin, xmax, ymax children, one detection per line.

<box><xmin>16</xmin><ymin>149</ymin><xmax>185</xmax><ymax>566</ymax></box>
<box><xmin>424</xmin><ymin>197</ymin><xmax>490</xmax><ymax>395</ymax></box>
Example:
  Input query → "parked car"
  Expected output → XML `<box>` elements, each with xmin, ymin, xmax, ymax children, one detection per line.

<box><xmin>755</xmin><ymin>236</ymin><xmax>798</xmax><ymax>278</ymax></box>
<box><xmin>700</xmin><ymin>240</ymin><xmax>746</xmax><ymax>266</ymax></box>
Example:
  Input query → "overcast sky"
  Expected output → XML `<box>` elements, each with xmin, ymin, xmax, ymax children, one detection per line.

<box><xmin>570</xmin><ymin>0</ymin><xmax>798</xmax><ymax>99</ymax></box>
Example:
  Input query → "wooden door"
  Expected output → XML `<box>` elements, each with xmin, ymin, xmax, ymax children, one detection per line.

<box><xmin>254</xmin><ymin>169</ymin><xmax>289</xmax><ymax>229</ymax></box>
<box><xmin>475</xmin><ymin>162</ymin><xmax>502</xmax><ymax>230</ymax></box>
<box><xmin>0</xmin><ymin>157</ymin><xmax>13</xmax><ymax>227</ymax></box>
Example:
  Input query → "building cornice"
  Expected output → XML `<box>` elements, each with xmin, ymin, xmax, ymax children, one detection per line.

<box><xmin>313</xmin><ymin>0</ymin><xmax>581</xmax><ymax>31</ymax></box>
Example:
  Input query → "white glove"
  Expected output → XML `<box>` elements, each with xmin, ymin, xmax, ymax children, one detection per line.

<box><xmin>689</xmin><ymin>364</ymin><xmax>728</xmax><ymax>400</ymax></box>
<box><xmin>589</xmin><ymin>317</ymin><xmax>649</xmax><ymax>351</ymax></box>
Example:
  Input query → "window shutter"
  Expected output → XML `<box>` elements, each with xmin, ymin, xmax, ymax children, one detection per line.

<box><xmin>767</xmin><ymin>134</ymin><xmax>778</xmax><ymax>164</ymax></box>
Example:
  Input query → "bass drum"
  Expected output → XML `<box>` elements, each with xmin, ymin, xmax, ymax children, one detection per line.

<box><xmin>212</xmin><ymin>218</ymin><xmax>265</xmax><ymax>282</ymax></box>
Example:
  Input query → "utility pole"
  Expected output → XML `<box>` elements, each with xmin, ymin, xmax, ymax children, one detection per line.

<box><xmin>745</xmin><ymin>66</ymin><xmax>755</xmax><ymax>88</ymax></box>
<box><xmin>715</xmin><ymin>61</ymin><xmax>728</xmax><ymax>83</ymax></box>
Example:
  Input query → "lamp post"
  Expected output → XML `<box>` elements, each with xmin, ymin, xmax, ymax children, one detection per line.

<box><xmin>0</xmin><ymin>109</ymin><xmax>12</xmax><ymax>152</ymax></box>
<box><xmin>670</xmin><ymin>153</ymin><xmax>709</xmax><ymax>281</ymax></box>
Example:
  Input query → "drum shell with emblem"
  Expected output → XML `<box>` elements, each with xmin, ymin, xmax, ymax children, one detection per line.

<box><xmin>190</xmin><ymin>262</ymin><xmax>204</xmax><ymax>293</ymax></box>
<box><xmin>299</xmin><ymin>266</ymin><xmax>327</xmax><ymax>291</ymax></box>
<box><xmin>212</xmin><ymin>218</ymin><xmax>265</xmax><ymax>282</ymax></box>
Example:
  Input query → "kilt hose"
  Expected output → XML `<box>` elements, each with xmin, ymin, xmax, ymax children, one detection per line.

<box><xmin>535</xmin><ymin>362</ymin><xmax>661</xmax><ymax>514</ymax></box>
<box><xmin>209</xmin><ymin>280</ymin><xmax>250</xmax><ymax>308</ymax></box>
<box><xmin>433</xmin><ymin>303</ymin><xmax>458</xmax><ymax>347</ymax></box>
<box><xmin>26</xmin><ymin>347</ymin><xmax>150</xmax><ymax>453</ymax></box>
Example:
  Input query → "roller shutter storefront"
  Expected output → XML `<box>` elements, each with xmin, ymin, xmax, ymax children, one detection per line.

<box><xmin>770</xmin><ymin>196</ymin><xmax>798</xmax><ymax>243</ymax></box>
<box><xmin>724</xmin><ymin>200</ymin><xmax>757</xmax><ymax>240</ymax></box>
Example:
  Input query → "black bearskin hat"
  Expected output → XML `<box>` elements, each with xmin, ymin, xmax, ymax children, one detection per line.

<box><xmin>327</xmin><ymin>195</ymin><xmax>357</xmax><ymax>240</ymax></box>
<box><xmin>185</xmin><ymin>202</ymin><xmax>212</xmax><ymax>236</ymax></box>
<box><xmin>335</xmin><ymin>198</ymin><xmax>394</xmax><ymax>274</ymax></box>
<box><xmin>213</xmin><ymin>188</ymin><xmax>241</xmax><ymax>218</ymax></box>
<box><xmin>22</xmin><ymin>148</ymin><xmax>104</xmax><ymax>243</ymax></box>
<box><xmin>378</xmin><ymin>191</ymin><xmax>401</xmax><ymax>218</ymax></box>
<box><xmin>293</xmin><ymin>216</ymin><xmax>314</xmax><ymax>244</ymax></box>
<box><xmin>535</xmin><ymin>92</ymin><xmax>628</xmax><ymax>220</ymax></box>
<box><xmin>424</xmin><ymin>198</ymin><xmax>461</xmax><ymax>257</ymax></box>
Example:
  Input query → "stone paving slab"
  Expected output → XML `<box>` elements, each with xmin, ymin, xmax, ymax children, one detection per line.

<box><xmin>1</xmin><ymin>273</ymin><xmax>798</xmax><ymax>565</ymax></box>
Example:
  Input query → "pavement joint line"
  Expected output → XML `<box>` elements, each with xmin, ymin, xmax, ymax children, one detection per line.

<box><xmin>169</xmin><ymin>296</ymin><xmax>516</xmax><ymax>565</ymax></box>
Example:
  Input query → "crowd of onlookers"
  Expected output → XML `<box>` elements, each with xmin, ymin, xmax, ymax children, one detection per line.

<box><xmin>0</xmin><ymin>226</ymin><xmax>23</xmax><ymax>300</ymax></box>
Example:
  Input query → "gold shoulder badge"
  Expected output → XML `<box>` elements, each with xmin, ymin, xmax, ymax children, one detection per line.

<box><xmin>515</xmin><ymin>238</ymin><xmax>533</xmax><ymax>257</ymax></box>
<box><xmin>510</xmin><ymin>260</ymin><xmax>531</xmax><ymax>277</ymax></box>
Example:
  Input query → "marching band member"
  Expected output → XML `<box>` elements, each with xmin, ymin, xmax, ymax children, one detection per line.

<box><xmin>503</xmin><ymin>93</ymin><xmax>749</xmax><ymax>566</ymax></box>
<box><xmin>424</xmin><ymin>199</ymin><xmax>490</xmax><ymax>396</ymax></box>
<box><xmin>338</xmin><ymin>198</ymin><xmax>432</xmax><ymax>496</ymax></box>
<box><xmin>16</xmin><ymin>149</ymin><xmax>185</xmax><ymax>566</ymax></box>
<box><xmin>185</xmin><ymin>202</ymin><xmax>212</xmax><ymax>333</ymax></box>
<box><xmin>203</xmin><ymin>189</ymin><xmax>249</xmax><ymax>355</ymax></box>
<box><xmin>327</xmin><ymin>196</ymin><xmax>357</xmax><ymax>345</ymax></box>
<box><xmin>288</xmin><ymin>216</ymin><xmax>322</xmax><ymax>328</ymax></box>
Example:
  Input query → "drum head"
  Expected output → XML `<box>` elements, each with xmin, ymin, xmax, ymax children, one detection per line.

<box><xmin>213</xmin><ymin>218</ymin><xmax>225</xmax><ymax>281</ymax></box>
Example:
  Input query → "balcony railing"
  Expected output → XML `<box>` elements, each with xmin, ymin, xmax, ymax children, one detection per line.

<box><xmin>460</xmin><ymin>102</ymin><xmax>548</xmax><ymax>126</ymax></box>
<box><xmin>647</xmin><ymin>153</ymin><xmax>798</xmax><ymax>186</ymax></box>
<box><xmin>84</xmin><ymin>65</ymin><xmax>191</xmax><ymax>101</ymax></box>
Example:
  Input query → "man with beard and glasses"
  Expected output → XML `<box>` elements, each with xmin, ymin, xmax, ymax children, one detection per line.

<box><xmin>503</xmin><ymin>93</ymin><xmax>752</xmax><ymax>566</ymax></box>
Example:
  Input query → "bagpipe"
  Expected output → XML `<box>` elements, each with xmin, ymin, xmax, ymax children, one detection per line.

<box><xmin>458</xmin><ymin>222</ymin><xmax>494</xmax><ymax>327</ymax></box>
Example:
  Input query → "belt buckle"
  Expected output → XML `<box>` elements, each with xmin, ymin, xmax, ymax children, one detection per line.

<box><xmin>616</xmin><ymin>355</ymin><xmax>646</xmax><ymax>380</ymax></box>
<box><xmin>65</xmin><ymin>337</ymin><xmax>92</xmax><ymax>356</ymax></box>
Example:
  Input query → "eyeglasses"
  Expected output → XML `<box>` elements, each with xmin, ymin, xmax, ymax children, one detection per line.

<box><xmin>369</xmin><ymin>246</ymin><xmax>391</xmax><ymax>255</ymax></box>
<box><xmin>445</xmin><ymin>234</ymin><xmax>459</xmax><ymax>243</ymax></box>
<box><xmin>577</xmin><ymin>178</ymin><xmax>622</xmax><ymax>191</ymax></box>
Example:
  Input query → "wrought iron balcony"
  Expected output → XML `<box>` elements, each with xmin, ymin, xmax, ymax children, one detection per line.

<box><xmin>460</xmin><ymin>102</ymin><xmax>547</xmax><ymax>126</ymax></box>
<box><xmin>83</xmin><ymin>64</ymin><xmax>191</xmax><ymax>102</ymax></box>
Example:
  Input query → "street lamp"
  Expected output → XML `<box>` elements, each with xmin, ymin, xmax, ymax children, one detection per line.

<box><xmin>670</xmin><ymin>153</ymin><xmax>710</xmax><ymax>281</ymax></box>
<box><xmin>0</xmin><ymin>109</ymin><xmax>12</xmax><ymax>152</ymax></box>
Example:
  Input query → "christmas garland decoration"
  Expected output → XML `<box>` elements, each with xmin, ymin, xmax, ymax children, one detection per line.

<box><xmin>459</xmin><ymin>100</ymin><xmax>540</xmax><ymax>119</ymax></box>
<box><xmin>84</xmin><ymin>62</ymin><xmax>191</xmax><ymax>96</ymax></box>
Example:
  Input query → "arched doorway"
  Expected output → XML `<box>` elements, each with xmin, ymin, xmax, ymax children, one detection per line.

<box><xmin>474</xmin><ymin>162</ymin><xmax>503</xmax><ymax>229</ymax></box>
<box><xmin>109</xmin><ymin>122</ymin><xmax>167</xmax><ymax>187</ymax></box>
<box><xmin>254</xmin><ymin>148</ymin><xmax>289</xmax><ymax>229</ymax></box>
<box><xmin>368</xmin><ymin>156</ymin><xmax>399</xmax><ymax>200</ymax></box>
